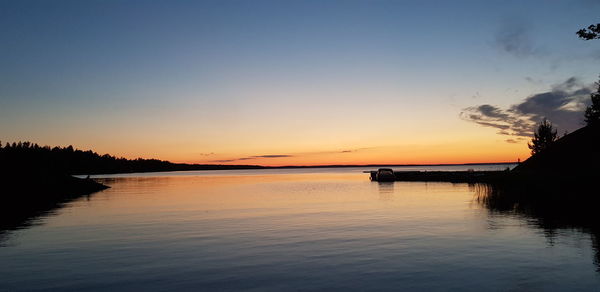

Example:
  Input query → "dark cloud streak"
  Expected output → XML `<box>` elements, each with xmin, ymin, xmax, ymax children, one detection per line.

<box><xmin>210</xmin><ymin>154</ymin><xmax>293</xmax><ymax>163</ymax></box>
<box><xmin>208</xmin><ymin>147</ymin><xmax>374</xmax><ymax>163</ymax></box>
<box><xmin>250</xmin><ymin>155</ymin><xmax>293</xmax><ymax>158</ymax></box>
<box><xmin>461</xmin><ymin>77</ymin><xmax>591</xmax><ymax>141</ymax></box>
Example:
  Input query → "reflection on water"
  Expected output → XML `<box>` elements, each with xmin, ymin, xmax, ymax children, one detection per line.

<box><xmin>0</xmin><ymin>192</ymin><xmax>98</xmax><ymax>244</ymax></box>
<box><xmin>474</xmin><ymin>183</ymin><xmax>600</xmax><ymax>272</ymax></box>
<box><xmin>1</xmin><ymin>169</ymin><xmax>599</xmax><ymax>291</ymax></box>
<box><xmin>377</xmin><ymin>182</ymin><xmax>394</xmax><ymax>200</ymax></box>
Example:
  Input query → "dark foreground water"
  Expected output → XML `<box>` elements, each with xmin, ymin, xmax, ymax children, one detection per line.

<box><xmin>1</xmin><ymin>165</ymin><xmax>599</xmax><ymax>291</ymax></box>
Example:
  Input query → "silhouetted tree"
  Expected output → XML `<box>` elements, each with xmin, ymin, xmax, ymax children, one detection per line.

<box><xmin>577</xmin><ymin>23</ymin><xmax>600</xmax><ymax>40</ymax></box>
<box><xmin>528</xmin><ymin>118</ymin><xmax>558</xmax><ymax>155</ymax></box>
<box><xmin>584</xmin><ymin>79</ymin><xmax>600</xmax><ymax>126</ymax></box>
<box><xmin>0</xmin><ymin>141</ymin><xmax>263</xmax><ymax>175</ymax></box>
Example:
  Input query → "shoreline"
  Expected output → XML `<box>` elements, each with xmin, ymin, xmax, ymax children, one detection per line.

<box><xmin>0</xmin><ymin>174</ymin><xmax>109</xmax><ymax>235</ymax></box>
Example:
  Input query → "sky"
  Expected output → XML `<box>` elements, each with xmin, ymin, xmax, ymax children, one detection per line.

<box><xmin>1</xmin><ymin>0</ymin><xmax>599</xmax><ymax>166</ymax></box>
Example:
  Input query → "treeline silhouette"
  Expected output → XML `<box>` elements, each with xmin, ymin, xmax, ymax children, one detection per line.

<box><xmin>0</xmin><ymin>141</ymin><xmax>263</xmax><ymax>237</ymax></box>
<box><xmin>0</xmin><ymin>141</ymin><xmax>263</xmax><ymax>175</ymax></box>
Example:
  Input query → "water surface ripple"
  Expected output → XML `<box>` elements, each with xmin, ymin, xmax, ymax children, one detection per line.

<box><xmin>1</xmin><ymin>166</ymin><xmax>598</xmax><ymax>291</ymax></box>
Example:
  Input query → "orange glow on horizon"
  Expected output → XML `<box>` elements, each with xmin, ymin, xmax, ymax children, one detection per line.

<box><xmin>27</xmin><ymin>116</ymin><xmax>533</xmax><ymax>167</ymax></box>
<box><xmin>104</xmin><ymin>138</ymin><xmax>530</xmax><ymax>167</ymax></box>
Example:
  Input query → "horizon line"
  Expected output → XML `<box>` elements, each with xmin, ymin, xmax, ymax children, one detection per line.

<box><xmin>177</xmin><ymin>161</ymin><xmax>518</xmax><ymax>168</ymax></box>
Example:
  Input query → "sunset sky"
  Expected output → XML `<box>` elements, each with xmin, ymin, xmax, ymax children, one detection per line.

<box><xmin>1</xmin><ymin>0</ymin><xmax>599</xmax><ymax>166</ymax></box>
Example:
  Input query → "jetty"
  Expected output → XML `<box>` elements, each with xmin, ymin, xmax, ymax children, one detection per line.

<box><xmin>365</xmin><ymin>168</ymin><xmax>507</xmax><ymax>183</ymax></box>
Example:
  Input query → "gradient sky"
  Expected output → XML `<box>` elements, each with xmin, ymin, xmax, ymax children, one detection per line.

<box><xmin>1</xmin><ymin>0</ymin><xmax>599</xmax><ymax>166</ymax></box>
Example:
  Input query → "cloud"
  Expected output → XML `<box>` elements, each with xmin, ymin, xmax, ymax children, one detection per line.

<box><xmin>461</xmin><ymin>104</ymin><xmax>533</xmax><ymax>137</ymax></box>
<box><xmin>297</xmin><ymin>147</ymin><xmax>374</xmax><ymax>155</ymax></box>
<box><xmin>476</xmin><ymin>104</ymin><xmax>511</xmax><ymax>120</ymax></box>
<box><xmin>461</xmin><ymin>77</ymin><xmax>592</xmax><ymax>141</ymax></box>
<box><xmin>494</xmin><ymin>21</ymin><xmax>542</xmax><ymax>58</ymax></box>
<box><xmin>210</xmin><ymin>154</ymin><xmax>293</xmax><ymax>163</ymax></box>
<box><xmin>505</xmin><ymin>138</ymin><xmax>525</xmax><ymax>144</ymax></box>
<box><xmin>250</xmin><ymin>155</ymin><xmax>293</xmax><ymax>158</ymax></box>
<box><xmin>524</xmin><ymin>76</ymin><xmax>543</xmax><ymax>84</ymax></box>
<box><xmin>210</xmin><ymin>159</ymin><xmax>237</xmax><ymax>163</ymax></box>
<box><xmin>207</xmin><ymin>147</ymin><xmax>377</xmax><ymax>163</ymax></box>
<box><xmin>338</xmin><ymin>147</ymin><xmax>373</xmax><ymax>153</ymax></box>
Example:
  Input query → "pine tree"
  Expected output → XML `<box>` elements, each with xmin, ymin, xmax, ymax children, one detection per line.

<box><xmin>528</xmin><ymin>118</ymin><xmax>558</xmax><ymax>155</ymax></box>
<box><xmin>577</xmin><ymin>23</ymin><xmax>600</xmax><ymax>40</ymax></box>
<box><xmin>584</xmin><ymin>80</ymin><xmax>600</xmax><ymax>126</ymax></box>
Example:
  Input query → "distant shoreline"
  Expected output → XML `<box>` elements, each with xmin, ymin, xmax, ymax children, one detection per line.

<box><xmin>1</xmin><ymin>142</ymin><xmax>517</xmax><ymax>176</ymax></box>
<box><xmin>77</xmin><ymin>162</ymin><xmax>516</xmax><ymax>176</ymax></box>
<box><xmin>253</xmin><ymin>162</ymin><xmax>516</xmax><ymax>168</ymax></box>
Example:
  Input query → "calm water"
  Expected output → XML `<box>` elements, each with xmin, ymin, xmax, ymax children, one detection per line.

<box><xmin>1</xmin><ymin>165</ymin><xmax>599</xmax><ymax>291</ymax></box>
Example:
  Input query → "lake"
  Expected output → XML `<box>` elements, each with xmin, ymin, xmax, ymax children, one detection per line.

<box><xmin>1</xmin><ymin>164</ymin><xmax>599</xmax><ymax>291</ymax></box>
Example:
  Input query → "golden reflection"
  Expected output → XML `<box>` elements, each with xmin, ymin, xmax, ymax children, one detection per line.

<box><xmin>377</xmin><ymin>182</ymin><xmax>395</xmax><ymax>201</ymax></box>
<box><xmin>49</xmin><ymin>174</ymin><xmax>481</xmax><ymax>234</ymax></box>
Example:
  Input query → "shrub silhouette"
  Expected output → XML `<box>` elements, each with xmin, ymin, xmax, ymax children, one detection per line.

<box><xmin>528</xmin><ymin>118</ymin><xmax>557</xmax><ymax>155</ymax></box>
<box><xmin>585</xmin><ymin>78</ymin><xmax>600</xmax><ymax>126</ymax></box>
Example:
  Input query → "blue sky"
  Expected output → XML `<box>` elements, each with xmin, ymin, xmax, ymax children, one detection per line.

<box><xmin>1</xmin><ymin>0</ymin><xmax>599</xmax><ymax>164</ymax></box>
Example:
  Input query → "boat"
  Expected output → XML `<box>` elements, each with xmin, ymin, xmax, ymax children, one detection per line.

<box><xmin>366</xmin><ymin>168</ymin><xmax>396</xmax><ymax>182</ymax></box>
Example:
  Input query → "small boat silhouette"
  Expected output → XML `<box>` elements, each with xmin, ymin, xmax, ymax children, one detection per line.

<box><xmin>366</xmin><ymin>168</ymin><xmax>396</xmax><ymax>182</ymax></box>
